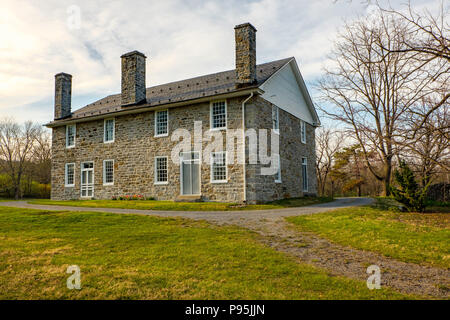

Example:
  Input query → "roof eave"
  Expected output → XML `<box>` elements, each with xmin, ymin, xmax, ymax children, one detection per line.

<box><xmin>45</xmin><ymin>87</ymin><xmax>264</xmax><ymax>128</ymax></box>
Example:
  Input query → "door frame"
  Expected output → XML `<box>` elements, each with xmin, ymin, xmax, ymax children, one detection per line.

<box><xmin>80</xmin><ymin>161</ymin><xmax>94</xmax><ymax>198</ymax></box>
<box><xmin>180</xmin><ymin>151</ymin><xmax>201</xmax><ymax>196</ymax></box>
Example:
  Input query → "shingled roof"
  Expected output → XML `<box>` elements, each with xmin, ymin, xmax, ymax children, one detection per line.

<box><xmin>47</xmin><ymin>57</ymin><xmax>293</xmax><ymax>126</ymax></box>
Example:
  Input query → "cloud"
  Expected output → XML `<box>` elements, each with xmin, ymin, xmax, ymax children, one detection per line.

<box><xmin>0</xmin><ymin>0</ymin><xmax>441</xmax><ymax>125</ymax></box>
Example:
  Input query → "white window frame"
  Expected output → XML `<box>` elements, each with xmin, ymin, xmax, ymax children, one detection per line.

<box><xmin>154</xmin><ymin>156</ymin><xmax>169</xmax><ymax>185</ymax></box>
<box><xmin>66</xmin><ymin>124</ymin><xmax>76</xmax><ymax>148</ymax></box>
<box><xmin>300</xmin><ymin>120</ymin><xmax>306</xmax><ymax>144</ymax></box>
<box><xmin>65</xmin><ymin>163</ymin><xmax>75</xmax><ymax>187</ymax></box>
<box><xmin>210</xmin><ymin>100</ymin><xmax>227</xmax><ymax>131</ymax></box>
<box><xmin>210</xmin><ymin>151</ymin><xmax>228</xmax><ymax>183</ymax></box>
<box><xmin>80</xmin><ymin>161</ymin><xmax>94</xmax><ymax>198</ymax></box>
<box><xmin>103</xmin><ymin>118</ymin><xmax>115</xmax><ymax>143</ymax></box>
<box><xmin>302</xmin><ymin>157</ymin><xmax>308</xmax><ymax>192</ymax></box>
<box><xmin>103</xmin><ymin>159</ymin><xmax>114</xmax><ymax>186</ymax></box>
<box><xmin>154</xmin><ymin>109</ymin><xmax>169</xmax><ymax>137</ymax></box>
<box><xmin>272</xmin><ymin>106</ymin><xmax>279</xmax><ymax>134</ymax></box>
<box><xmin>275</xmin><ymin>154</ymin><xmax>282</xmax><ymax>183</ymax></box>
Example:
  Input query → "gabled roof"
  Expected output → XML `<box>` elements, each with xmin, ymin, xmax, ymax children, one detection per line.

<box><xmin>46</xmin><ymin>58</ymin><xmax>293</xmax><ymax>126</ymax></box>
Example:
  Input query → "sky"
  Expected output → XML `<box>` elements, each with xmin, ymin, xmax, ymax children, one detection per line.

<box><xmin>0</xmin><ymin>0</ymin><xmax>441</xmax><ymax>125</ymax></box>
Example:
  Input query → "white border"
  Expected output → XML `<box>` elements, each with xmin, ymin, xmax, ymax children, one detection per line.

<box><xmin>103</xmin><ymin>118</ymin><xmax>115</xmax><ymax>143</ymax></box>
<box><xmin>209</xmin><ymin>100</ymin><xmax>227</xmax><ymax>131</ymax></box>
<box><xmin>300</xmin><ymin>120</ymin><xmax>306</xmax><ymax>144</ymax></box>
<box><xmin>210</xmin><ymin>151</ymin><xmax>228</xmax><ymax>183</ymax></box>
<box><xmin>275</xmin><ymin>154</ymin><xmax>282</xmax><ymax>183</ymax></box>
<box><xmin>154</xmin><ymin>156</ymin><xmax>169</xmax><ymax>185</ymax></box>
<box><xmin>80</xmin><ymin>161</ymin><xmax>94</xmax><ymax>198</ymax></box>
<box><xmin>66</xmin><ymin>124</ymin><xmax>76</xmax><ymax>148</ymax></box>
<box><xmin>302</xmin><ymin>157</ymin><xmax>308</xmax><ymax>192</ymax></box>
<box><xmin>103</xmin><ymin>159</ymin><xmax>114</xmax><ymax>186</ymax></box>
<box><xmin>180</xmin><ymin>151</ymin><xmax>201</xmax><ymax>196</ymax></box>
<box><xmin>64</xmin><ymin>163</ymin><xmax>75</xmax><ymax>187</ymax></box>
<box><xmin>272</xmin><ymin>105</ymin><xmax>280</xmax><ymax>134</ymax></box>
<box><xmin>154</xmin><ymin>109</ymin><xmax>169</xmax><ymax>137</ymax></box>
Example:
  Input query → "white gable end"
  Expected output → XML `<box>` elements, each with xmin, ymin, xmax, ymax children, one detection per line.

<box><xmin>259</xmin><ymin>60</ymin><xmax>317</xmax><ymax>125</ymax></box>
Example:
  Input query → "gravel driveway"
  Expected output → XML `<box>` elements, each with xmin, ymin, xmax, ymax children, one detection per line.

<box><xmin>1</xmin><ymin>197</ymin><xmax>448</xmax><ymax>298</ymax></box>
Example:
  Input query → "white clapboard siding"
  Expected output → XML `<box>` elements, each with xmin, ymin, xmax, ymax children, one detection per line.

<box><xmin>260</xmin><ymin>60</ymin><xmax>317</xmax><ymax>125</ymax></box>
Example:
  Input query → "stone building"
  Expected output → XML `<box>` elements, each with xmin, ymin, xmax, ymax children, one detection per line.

<box><xmin>46</xmin><ymin>23</ymin><xmax>320</xmax><ymax>203</ymax></box>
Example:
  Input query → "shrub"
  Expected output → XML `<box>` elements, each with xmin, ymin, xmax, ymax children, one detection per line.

<box><xmin>390</xmin><ymin>161</ymin><xmax>429</xmax><ymax>212</ymax></box>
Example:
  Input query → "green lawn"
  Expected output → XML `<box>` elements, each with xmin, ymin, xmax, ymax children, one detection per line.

<box><xmin>28</xmin><ymin>197</ymin><xmax>333</xmax><ymax>211</ymax></box>
<box><xmin>286</xmin><ymin>198</ymin><xmax>450</xmax><ymax>268</ymax></box>
<box><xmin>0</xmin><ymin>206</ymin><xmax>408</xmax><ymax>299</ymax></box>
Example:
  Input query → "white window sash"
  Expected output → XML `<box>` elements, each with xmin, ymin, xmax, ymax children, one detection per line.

<box><xmin>210</xmin><ymin>100</ymin><xmax>227</xmax><ymax>130</ymax></box>
<box><xmin>104</xmin><ymin>119</ymin><xmax>115</xmax><ymax>143</ymax></box>
<box><xmin>210</xmin><ymin>152</ymin><xmax>227</xmax><ymax>183</ymax></box>
<box><xmin>301</xmin><ymin>121</ymin><xmax>306</xmax><ymax>144</ymax></box>
<box><xmin>155</xmin><ymin>110</ymin><xmax>169</xmax><ymax>137</ymax></box>
<box><xmin>154</xmin><ymin>156</ymin><xmax>169</xmax><ymax>184</ymax></box>
<box><xmin>103</xmin><ymin>160</ymin><xmax>114</xmax><ymax>185</ymax></box>
<box><xmin>66</xmin><ymin>124</ymin><xmax>76</xmax><ymax>148</ymax></box>
<box><xmin>272</xmin><ymin>106</ymin><xmax>279</xmax><ymax>134</ymax></box>
<box><xmin>65</xmin><ymin>163</ymin><xmax>75</xmax><ymax>187</ymax></box>
<box><xmin>275</xmin><ymin>154</ymin><xmax>282</xmax><ymax>183</ymax></box>
<box><xmin>302</xmin><ymin>157</ymin><xmax>308</xmax><ymax>191</ymax></box>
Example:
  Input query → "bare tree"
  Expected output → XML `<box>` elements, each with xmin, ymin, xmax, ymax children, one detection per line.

<box><xmin>317</xmin><ymin>11</ymin><xmax>439</xmax><ymax>195</ymax></box>
<box><xmin>31</xmin><ymin>128</ymin><xmax>52</xmax><ymax>184</ymax></box>
<box><xmin>400</xmin><ymin>101</ymin><xmax>450</xmax><ymax>185</ymax></box>
<box><xmin>378</xmin><ymin>0</ymin><xmax>450</xmax><ymax>129</ymax></box>
<box><xmin>0</xmin><ymin>119</ymin><xmax>40</xmax><ymax>199</ymax></box>
<box><xmin>315</xmin><ymin>127</ymin><xmax>345</xmax><ymax>196</ymax></box>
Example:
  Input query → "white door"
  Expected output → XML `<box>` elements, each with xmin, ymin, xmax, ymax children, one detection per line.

<box><xmin>81</xmin><ymin>162</ymin><xmax>94</xmax><ymax>198</ymax></box>
<box><xmin>180</xmin><ymin>152</ymin><xmax>200</xmax><ymax>195</ymax></box>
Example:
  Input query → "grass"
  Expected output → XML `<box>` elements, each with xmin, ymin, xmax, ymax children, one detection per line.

<box><xmin>0</xmin><ymin>206</ymin><xmax>409</xmax><ymax>299</ymax></box>
<box><xmin>28</xmin><ymin>197</ymin><xmax>334</xmax><ymax>211</ymax></box>
<box><xmin>286</xmin><ymin>198</ymin><xmax>450</xmax><ymax>268</ymax></box>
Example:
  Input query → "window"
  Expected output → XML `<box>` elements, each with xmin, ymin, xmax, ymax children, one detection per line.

<box><xmin>66</xmin><ymin>124</ymin><xmax>76</xmax><ymax>148</ymax></box>
<box><xmin>302</xmin><ymin>157</ymin><xmax>308</xmax><ymax>191</ymax></box>
<box><xmin>300</xmin><ymin>120</ymin><xmax>306</xmax><ymax>143</ymax></box>
<box><xmin>155</xmin><ymin>110</ymin><xmax>168</xmax><ymax>136</ymax></box>
<box><xmin>65</xmin><ymin>163</ymin><xmax>75</xmax><ymax>187</ymax></box>
<box><xmin>275</xmin><ymin>154</ymin><xmax>281</xmax><ymax>183</ymax></box>
<box><xmin>104</xmin><ymin>118</ymin><xmax>115</xmax><ymax>143</ymax></box>
<box><xmin>210</xmin><ymin>101</ymin><xmax>227</xmax><ymax>130</ymax></box>
<box><xmin>272</xmin><ymin>106</ymin><xmax>279</xmax><ymax>133</ymax></box>
<box><xmin>155</xmin><ymin>156</ymin><xmax>168</xmax><ymax>184</ymax></box>
<box><xmin>211</xmin><ymin>152</ymin><xmax>227</xmax><ymax>183</ymax></box>
<box><xmin>103</xmin><ymin>160</ymin><xmax>114</xmax><ymax>185</ymax></box>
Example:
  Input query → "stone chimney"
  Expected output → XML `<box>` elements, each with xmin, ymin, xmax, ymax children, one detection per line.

<box><xmin>54</xmin><ymin>73</ymin><xmax>72</xmax><ymax>120</ymax></box>
<box><xmin>121</xmin><ymin>51</ymin><xmax>147</xmax><ymax>106</ymax></box>
<box><xmin>234</xmin><ymin>23</ymin><xmax>257</xmax><ymax>86</ymax></box>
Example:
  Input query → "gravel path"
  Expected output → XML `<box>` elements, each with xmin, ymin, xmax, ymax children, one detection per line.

<box><xmin>1</xmin><ymin>198</ymin><xmax>448</xmax><ymax>298</ymax></box>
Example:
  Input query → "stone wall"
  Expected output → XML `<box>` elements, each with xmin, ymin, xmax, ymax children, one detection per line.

<box><xmin>245</xmin><ymin>96</ymin><xmax>317</xmax><ymax>203</ymax></box>
<box><xmin>51</xmin><ymin>95</ymin><xmax>317</xmax><ymax>203</ymax></box>
<box><xmin>51</xmin><ymin>97</ymin><xmax>245</xmax><ymax>202</ymax></box>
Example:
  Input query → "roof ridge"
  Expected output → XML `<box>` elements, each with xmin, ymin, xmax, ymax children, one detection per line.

<box><xmin>55</xmin><ymin>57</ymin><xmax>293</xmax><ymax>122</ymax></box>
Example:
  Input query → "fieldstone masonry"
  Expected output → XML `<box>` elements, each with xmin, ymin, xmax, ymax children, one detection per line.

<box><xmin>121</xmin><ymin>51</ymin><xmax>147</xmax><ymax>106</ymax></box>
<box><xmin>51</xmin><ymin>95</ymin><xmax>317</xmax><ymax>203</ymax></box>
<box><xmin>54</xmin><ymin>73</ymin><xmax>72</xmax><ymax>119</ymax></box>
<box><xmin>235</xmin><ymin>23</ymin><xmax>257</xmax><ymax>86</ymax></box>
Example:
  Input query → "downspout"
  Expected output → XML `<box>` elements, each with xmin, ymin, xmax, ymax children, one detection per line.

<box><xmin>241</xmin><ymin>92</ymin><xmax>254</xmax><ymax>203</ymax></box>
